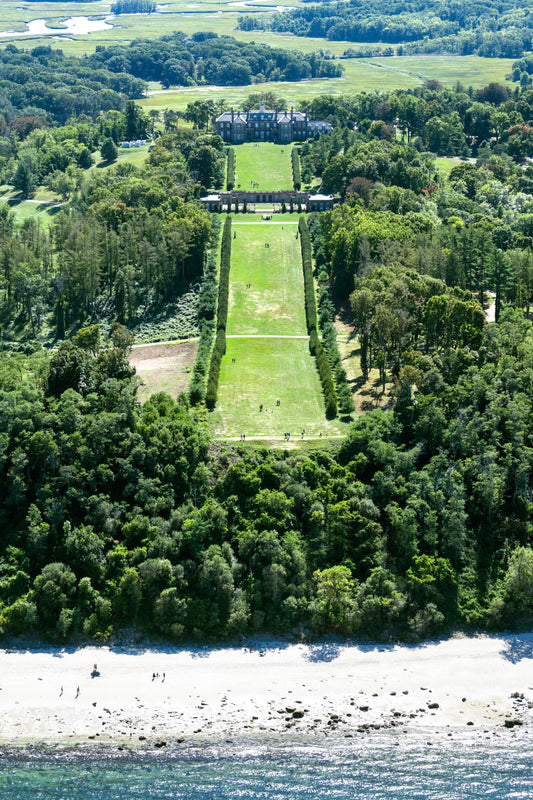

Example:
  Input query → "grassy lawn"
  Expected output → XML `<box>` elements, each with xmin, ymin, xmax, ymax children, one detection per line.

<box><xmin>228</xmin><ymin>220</ymin><xmax>306</xmax><ymax>336</ymax></box>
<box><xmin>213</xmin><ymin>337</ymin><xmax>347</xmax><ymax>439</ymax></box>
<box><xmin>434</xmin><ymin>155</ymin><xmax>476</xmax><ymax>180</ymax></box>
<box><xmin>93</xmin><ymin>143</ymin><xmax>151</xmax><ymax>172</ymax></box>
<box><xmin>0</xmin><ymin>197</ymin><xmax>61</xmax><ymax>227</ymax></box>
<box><xmin>212</xmin><ymin>217</ymin><xmax>349</xmax><ymax>439</ymax></box>
<box><xmin>233</xmin><ymin>143</ymin><xmax>294</xmax><ymax>191</ymax></box>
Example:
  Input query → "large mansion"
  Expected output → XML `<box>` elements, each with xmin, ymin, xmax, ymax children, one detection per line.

<box><xmin>216</xmin><ymin>104</ymin><xmax>332</xmax><ymax>144</ymax></box>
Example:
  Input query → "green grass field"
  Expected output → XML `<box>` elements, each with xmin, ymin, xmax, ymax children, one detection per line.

<box><xmin>434</xmin><ymin>156</ymin><xmax>476</xmax><ymax>179</ymax></box>
<box><xmin>212</xmin><ymin>217</ymin><xmax>348</xmax><ymax>439</ymax></box>
<box><xmin>233</xmin><ymin>143</ymin><xmax>294</xmax><ymax>193</ymax></box>
<box><xmin>213</xmin><ymin>337</ymin><xmax>347</xmax><ymax>439</ymax></box>
<box><xmin>93</xmin><ymin>143</ymin><xmax>151</xmax><ymax>172</ymax></box>
<box><xmin>227</xmin><ymin>220</ymin><xmax>305</xmax><ymax>335</ymax></box>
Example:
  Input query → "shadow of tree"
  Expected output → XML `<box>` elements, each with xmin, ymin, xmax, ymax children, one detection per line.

<box><xmin>304</xmin><ymin>642</ymin><xmax>342</xmax><ymax>662</ymax></box>
<box><xmin>501</xmin><ymin>633</ymin><xmax>533</xmax><ymax>664</ymax></box>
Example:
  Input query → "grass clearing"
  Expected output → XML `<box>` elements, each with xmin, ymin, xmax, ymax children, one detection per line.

<box><xmin>233</xmin><ymin>143</ymin><xmax>294</xmax><ymax>191</ymax></box>
<box><xmin>93</xmin><ymin>143</ymin><xmax>152</xmax><ymax>173</ymax></box>
<box><xmin>335</xmin><ymin>316</ymin><xmax>394</xmax><ymax>412</ymax></box>
<box><xmin>227</xmin><ymin>220</ymin><xmax>306</xmax><ymax>335</ymax></box>
<box><xmin>434</xmin><ymin>155</ymin><xmax>476</xmax><ymax>179</ymax></box>
<box><xmin>0</xmin><ymin>197</ymin><xmax>61</xmax><ymax>227</ymax></box>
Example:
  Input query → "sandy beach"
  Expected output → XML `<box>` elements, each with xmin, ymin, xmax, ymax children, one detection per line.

<box><xmin>0</xmin><ymin>633</ymin><xmax>531</xmax><ymax>747</ymax></box>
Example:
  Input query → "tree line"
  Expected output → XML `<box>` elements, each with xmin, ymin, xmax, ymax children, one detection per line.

<box><xmin>239</xmin><ymin>0</ymin><xmax>533</xmax><ymax>59</ymax></box>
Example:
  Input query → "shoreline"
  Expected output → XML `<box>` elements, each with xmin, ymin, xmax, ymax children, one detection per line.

<box><xmin>0</xmin><ymin>633</ymin><xmax>531</xmax><ymax>749</ymax></box>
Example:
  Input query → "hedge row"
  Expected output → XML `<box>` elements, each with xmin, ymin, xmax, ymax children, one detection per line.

<box><xmin>309</xmin><ymin>331</ymin><xmax>337</xmax><ymax>418</ymax></box>
<box><xmin>292</xmin><ymin>147</ymin><xmax>301</xmax><ymax>191</ymax></box>
<box><xmin>226</xmin><ymin>148</ymin><xmax>235</xmax><ymax>191</ymax></box>
<box><xmin>299</xmin><ymin>216</ymin><xmax>317</xmax><ymax>341</ymax></box>
<box><xmin>189</xmin><ymin>219</ymin><xmax>220</xmax><ymax>405</ymax></box>
<box><xmin>299</xmin><ymin>216</ymin><xmax>337</xmax><ymax>419</ymax></box>
<box><xmin>205</xmin><ymin>216</ymin><xmax>232</xmax><ymax>408</ymax></box>
<box><xmin>307</xmin><ymin>212</ymin><xmax>354</xmax><ymax>415</ymax></box>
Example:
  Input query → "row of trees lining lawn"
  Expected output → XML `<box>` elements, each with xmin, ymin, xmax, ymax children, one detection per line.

<box><xmin>299</xmin><ymin>217</ymin><xmax>337</xmax><ymax>419</ymax></box>
<box><xmin>226</xmin><ymin>148</ymin><xmax>236</xmax><ymax>191</ymax></box>
<box><xmin>292</xmin><ymin>148</ymin><xmax>302</xmax><ymax>191</ymax></box>
<box><xmin>205</xmin><ymin>216</ymin><xmax>232</xmax><ymax>409</ymax></box>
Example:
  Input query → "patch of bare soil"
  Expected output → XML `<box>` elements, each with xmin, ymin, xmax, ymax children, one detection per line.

<box><xmin>129</xmin><ymin>342</ymin><xmax>197</xmax><ymax>401</ymax></box>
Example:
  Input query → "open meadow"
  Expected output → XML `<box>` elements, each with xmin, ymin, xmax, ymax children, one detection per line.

<box><xmin>0</xmin><ymin>191</ymin><xmax>62</xmax><ymax>227</ymax></box>
<box><xmin>130</xmin><ymin>341</ymin><xmax>197</xmax><ymax>403</ymax></box>
<box><xmin>233</xmin><ymin>143</ymin><xmax>294</xmax><ymax>193</ymax></box>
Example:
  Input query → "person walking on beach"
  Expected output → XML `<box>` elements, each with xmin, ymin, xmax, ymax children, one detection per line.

<box><xmin>76</xmin><ymin>686</ymin><xmax>79</xmax><ymax>698</ymax></box>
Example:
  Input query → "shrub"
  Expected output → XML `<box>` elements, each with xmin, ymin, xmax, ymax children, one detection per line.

<box><xmin>226</xmin><ymin>147</ymin><xmax>235</xmax><ymax>190</ymax></box>
<box><xmin>292</xmin><ymin>147</ymin><xmax>301</xmax><ymax>190</ymax></box>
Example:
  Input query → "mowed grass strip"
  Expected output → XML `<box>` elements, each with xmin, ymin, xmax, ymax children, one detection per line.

<box><xmin>234</xmin><ymin>143</ymin><xmax>294</xmax><ymax>191</ymax></box>
<box><xmin>227</xmin><ymin>221</ymin><xmax>306</xmax><ymax>336</ymax></box>
<box><xmin>214</xmin><ymin>337</ymin><xmax>344</xmax><ymax>439</ymax></box>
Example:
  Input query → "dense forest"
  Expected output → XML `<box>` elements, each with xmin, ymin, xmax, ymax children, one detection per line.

<box><xmin>0</xmin><ymin>123</ymin><xmax>229</xmax><ymax>345</ymax></box>
<box><xmin>0</xmin><ymin>16</ymin><xmax>533</xmax><ymax>640</ymax></box>
<box><xmin>87</xmin><ymin>32</ymin><xmax>342</xmax><ymax>88</ymax></box>
<box><xmin>1</xmin><ymin>304</ymin><xmax>533</xmax><ymax>642</ymax></box>
<box><xmin>239</xmin><ymin>0</ymin><xmax>533</xmax><ymax>58</ymax></box>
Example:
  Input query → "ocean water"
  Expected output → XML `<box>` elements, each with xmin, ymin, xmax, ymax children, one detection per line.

<box><xmin>0</xmin><ymin>736</ymin><xmax>531</xmax><ymax>800</ymax></box>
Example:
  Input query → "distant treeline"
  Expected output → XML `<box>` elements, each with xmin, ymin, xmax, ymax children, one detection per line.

<box><xmin>0</xmin><ymin>44</ymin><xmax>143</xmax><ymax>126</ymax></box>
<box><xmin>239</xmin><ymin>0</ymin><xmax>533</xmax><ymax>58</ymax></box>
<box><xmin>111</xmin><ymin>0</ymin><xmax>157</xmax><ymax>13</ymax></box>
<box><xmin>87</xmin><ymin>31</ymin><xmax>342</xmax><ymax>88</ymax></box>
<box><xmin>0</xmin><ymin>33</ymin><xmax>340</xmax><ymax>131</ymax></box>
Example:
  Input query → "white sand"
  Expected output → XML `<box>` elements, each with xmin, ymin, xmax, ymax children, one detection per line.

<box><xmin>0</xmin><ymin>633</ymin><xmax>531</xmax><ymax>746</ymax></box>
